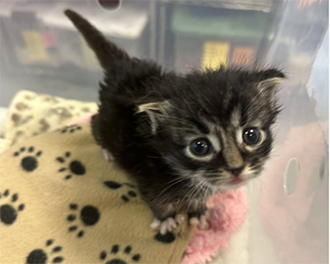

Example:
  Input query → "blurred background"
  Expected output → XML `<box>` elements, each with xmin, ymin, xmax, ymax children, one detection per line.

<box><xmin>0</xmin><ymin>0</ymin><xmax>328</xmax><ymax>263</ymax></box>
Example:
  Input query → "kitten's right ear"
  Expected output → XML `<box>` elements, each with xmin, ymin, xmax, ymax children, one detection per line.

<box><xmin>136</xmin><ymin>101</ymin><xmax>172</xmax><ymax>135</ymax></box>
<box><xmin>64</xmin><ymin>9</ymin><xmax>129</xmax><ymax>70</ymax></box>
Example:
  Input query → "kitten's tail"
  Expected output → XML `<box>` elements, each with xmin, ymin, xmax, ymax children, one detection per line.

<box><xmin>64</xmin><ymin>9</ymin><xmax>129</xmax><ymax>69</ymax></box>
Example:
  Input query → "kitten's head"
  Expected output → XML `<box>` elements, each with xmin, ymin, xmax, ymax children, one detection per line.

<box><xmin>137</xmin><ymin>69</ymin><xmax>284</xmax><ymax>190</ymax></box>
<box><xmin>65</xmin><ymin>10</ymin><xmax>284</xmax><ymax>191</ymax></box>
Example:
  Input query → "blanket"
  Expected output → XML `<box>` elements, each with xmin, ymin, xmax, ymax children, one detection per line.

<box><xmin>0</xmin><ymin>90</ymin><xmax>249</xmax><ymax>264</ymax></box>
<box><xmin>0</xmin><ymin>122</ymin><xmax>193</xmax><ymax>264</ymax></box>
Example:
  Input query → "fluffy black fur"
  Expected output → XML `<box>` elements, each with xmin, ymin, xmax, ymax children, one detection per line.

<box><xmin>65</xmin><ymin>10</ymin><xmax>284</xmax><ymax>229</ymax></box>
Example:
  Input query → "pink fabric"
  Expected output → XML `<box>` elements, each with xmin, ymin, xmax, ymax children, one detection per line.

<box><xmin>69</xmin><ymin>114</ymin><xmax>249</xmax><ymax>264</ymax></box>
<box><xmin>181</xmin><ymin>189</ymin><xmax>248</xmax><ymax>264</ymax></box>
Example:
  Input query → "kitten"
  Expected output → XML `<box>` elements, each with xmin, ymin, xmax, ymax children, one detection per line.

<box><xmin>65</xmin><ymin>10</ymin><xmax>284</xmax><ymax>234</ymax></box>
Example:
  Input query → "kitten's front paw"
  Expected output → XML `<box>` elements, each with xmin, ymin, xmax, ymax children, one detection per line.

<box><xmin>150</xmin><ymin>214</ymin><xmax>185</xmax><ymax>235</ymax></box>
<box><xmin>189</xmin><ymin>210</ymin><xmax>210</xmax><ymax>230</ymax></box>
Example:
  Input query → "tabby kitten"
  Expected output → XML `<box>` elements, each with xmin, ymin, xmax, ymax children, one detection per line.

<box><xmin>65</xmin><ymin>10</ymin><xmax>284</xmax><ymax>234</ymax></box>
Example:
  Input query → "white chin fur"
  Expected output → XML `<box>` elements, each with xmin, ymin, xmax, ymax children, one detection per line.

<box><xmin>220</xmin><ymin>175</ymin><xmax>256</xmax><ymax>191</ymax></box>
<box><xmin>220</xmin><ymin>181</ymin><xmax>247</xmax><ymax>191</ymax></box>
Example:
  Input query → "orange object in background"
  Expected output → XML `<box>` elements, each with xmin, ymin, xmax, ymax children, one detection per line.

<box><xmin>231</xmin><ymin>47</ymin><xmax>254</xmax><ymax>66</ymax></box>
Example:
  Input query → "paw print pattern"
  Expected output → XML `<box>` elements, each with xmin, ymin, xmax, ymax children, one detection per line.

<box><xmin>14</xmin><ymin>146</ymin><xmax>42</xmax><ymax>172</ymax></box>
<box><xmin>56</xmin><ymin>152</ymin><xmax>86</xmax><ymax>180</ymax></box>
<box><xmin>26</xmin><ymin>239</ymin><xmax>64</xmax><ymax>264</ymax></box>
<box><xmin>104</xmin><ymin>181</ymin><xmax>138</xmax><ymax>202</ymax></box>
<box><xmin>60</xmin><ymin>125</ymin><xmax>82</xmax><ymax>134</ymax></box>
<box><xmin>154</xmin><ymin>232</ymin><xmax>176</xmax><ymax>244</ymax></box>
<box><xmin>100</xmin><ymin>245</ymin><xmax>141</xmax><ymax>264</ymax></box>
<box><xmin>66</xmin><ymin>203</ymin><xmax>100</xmax><ymax>238</ymax></box>
<box><xmin>0</xmin><ymin>190</ymin><xmax>25</xmax><ymax>225</ymax></box>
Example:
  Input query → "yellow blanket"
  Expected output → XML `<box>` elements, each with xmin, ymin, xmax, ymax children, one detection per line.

<box><xmin>0</xmin><ymin>121</ymin><xmax>193</xmax><ymax>264</ymax></box>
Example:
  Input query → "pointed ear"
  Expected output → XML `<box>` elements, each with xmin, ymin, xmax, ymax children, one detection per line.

<box><xmin>65</xmin><ymin>9</ymin><xmax>129</xmax><ymax>70</ymax></box>
<box><xmin>257</xmin><ymin>68</ymin><xmax>285</xmax><ymax>97</ymax></box>
<box><xmin>257</xmin><ymin>76</ymin><xmax>284</xmax><ymax>108</ymax></box>
<box><xmin>258</xmin><ymin>77</ymin><xmax>284</xmax><ymax>92</ymax></box>
<box><xmin>136</xmin><ymin>101</ymin><xmax>171</xmax><ymax>134</ymax></box>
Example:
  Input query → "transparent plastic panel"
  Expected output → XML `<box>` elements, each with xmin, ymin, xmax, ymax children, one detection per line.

<box><xmin>0</xmin><ymin>0</ymin><xmax>153</xmax><ymax>104</ymax></box>
<box><xmin>246</xmin><ymin>2</ymin><xmax>328</xmax><ymax>263</ymax></box>
<box><xmin>0</xmin><ymin>1</ymin><xmax>328</xmax><ymax>263</ymax></box>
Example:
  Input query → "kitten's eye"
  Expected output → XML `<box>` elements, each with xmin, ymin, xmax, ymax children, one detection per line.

<box><xmin>190</xmin><ymin>138</ymin><xmax>211</xmax><ymax>156</ymax></box>
<box><xmin>243</xmin><ymin>128</ymin><xmax>260</xmax><ymax>145</ymax></box>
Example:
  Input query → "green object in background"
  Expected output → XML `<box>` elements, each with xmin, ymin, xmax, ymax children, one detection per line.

<box><xmin>171</xmin><ymin>6</ymin><xmax>268</xmax><ymax>40</ymax></box>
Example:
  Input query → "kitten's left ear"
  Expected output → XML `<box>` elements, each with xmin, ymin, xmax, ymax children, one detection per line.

<box><xmin>137</xmin><ymin>101</ymin><xmax>171</xmax><ymax>134</ymax></box>
<box><xmin>257</xmin><ymin>69</ymin><xmax>285</xmax><ymax>98</ymax></box>
<box><xmin>258</xmin><ymin>77</ymin><xmax>284</xmax><ymax>91</ymax></box>
<box><xmin>257</xmin><ymin>77</ymin><xmax>284</xmax><ymax>109</ymax></box>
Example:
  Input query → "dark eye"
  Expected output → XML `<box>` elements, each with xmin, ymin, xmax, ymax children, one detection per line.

<box><xmin>243</xmin><ymin>128</ymin><xmax>260</xmax><ymax>145</ymax></box>
<box><xmin>190</xmin><ymin>138</ymin><xmax>211</xmax><ymax>156</ymax></box>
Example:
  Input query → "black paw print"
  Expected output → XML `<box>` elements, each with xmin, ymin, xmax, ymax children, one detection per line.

<box><xmin>60</xmin><ymin>125</ymin><xmax>82</xmax><ymax>134</ymax></box>
<box><xmin>154</xmin><ymin>232</ymin><xmax>176</xmax><ymax>244</ymax></box>
<box><xmin>100</xmin><ymin>245</ymin><xmax>141</xmax><ymax>264</ymax></box>
<box><xmin>104</xmin><ymin>181</ymin><xmax>138</xmax><ymax>202</ymax></box>
<box><xmin>66</xmin><ymin>203</ymin><xmax>100</xmax><ymax>238</ymax></box>
<box><xmin>26</xmin><ymin>239</ymin><xmax>63</xmax><ymax>264</ymax></box>
<box><xmin>56</xmin><ymin>152</ymin><xmax>86</xmax><ymax>180</ymax></box>
<box><xmin>14</xmin><ymin>146</ymin><xmax>42</xmax><ymax>172</ymax></box>
<box><xmin>0</xmin><ymin>190</ymin><xmax>25</xmax><ymax>225</ymax></box>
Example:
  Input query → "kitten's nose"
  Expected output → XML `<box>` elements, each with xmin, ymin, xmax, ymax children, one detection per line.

<box><xmin>228</xmin><ymin>167</ymin><xmax>244</xmax><ymax>177</ymax></box>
